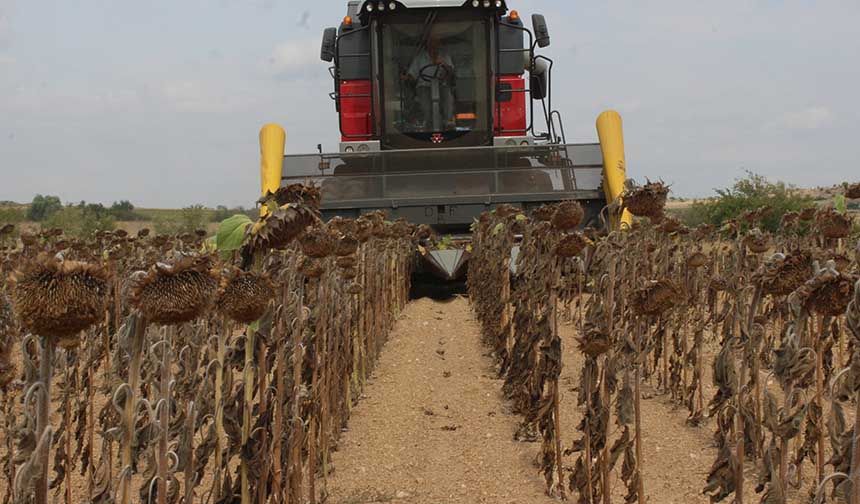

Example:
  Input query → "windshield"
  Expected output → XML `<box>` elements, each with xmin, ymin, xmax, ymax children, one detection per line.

<box><xmin>380</xmin><ymin>11</ymin><xmax>490</xmax><ymax>146</ymax></box>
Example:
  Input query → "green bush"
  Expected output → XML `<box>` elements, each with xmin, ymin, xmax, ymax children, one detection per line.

<box><xmin>679</xmin><ymin>172</ymin><xmax>814</xmax><ymax>233</ymax></box>
<box><xmin>153</xmin><ymin>215</ymin><xmax>181</xmax><ymax>236</ymax></box>
<box><xmin>0</xmin><ymin>206</ymin><xmax>25</xmax><ymax>225</ymax></box>
<box><xmin>212</xmin><ymin>205</ymin><xmax>256</xmax><ymax>222</ymax></box>
<box><xmin>27</xmin><ymin>194</ymin><xmax>63</xmax><ymax>221</ymax></box>
<box><xmin>44</xmin><ymin>204</ymin><xmax>115</xmax><ymax>238</ymax></box>
<box><xmin>109</xmin><ymin>200</ymin><xmax>145</xmax><ymax>221</ymax></box>
<box><xmin>0</xmin><ymin>206</ymin><xmax>24</xmax><ymax>244</ymax></box>
<box><xmin>154</xmin><ymin>204</ymin><xmax>209</xmax><ymax>235</ymax></box>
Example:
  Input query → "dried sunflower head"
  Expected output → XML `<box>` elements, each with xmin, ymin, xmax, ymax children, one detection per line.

<box><xmin>692</xmin><ymin>224</ymin><xmax>715</xmax><ymax>240</ymax></box>
<box><xmin>555</xmin><ymin>232</ymin><xmax>590</xmax><ymax>258</ymax></box>
<box><xmin>20</xmin><ymin>232</ymin><xmax>39</xmax><ymax>249</ymax></box>
<box><xmin>129</xmin><ymin>255</ymin><xmax>219</xmax><ymax>325</ymax></box>
<box><xmin>816</xmin><ymin>208</ymin><xmax>852</xmax><ymax>239</ymax></box>
<box><xmin>531</xmin><ymin>204</ymin><xmax>555</xmax><ymax>222</ymax></box>
<box><xmin>843</xmin><ymin>182</ymin><xmax>860</xmax><ymax>200</ymax></box>
<box><xmin>622</xmin><ymin>180</ymin><xmax>669</xmax><ymax>218</ymax></box>
<box><xmin>415</xmin><ymin>224</ymin><xmax>434</xmax><ymax>241</ymax></box>
<box><xmin>215</xmin><ymin>267</ymin><xmax>274</xmax><ymax>324</ymax></box>
<box><xmin>686</xmin><ymin>251</ymin><xmax>708</xmax><ymax>269</ymax></box>
<box><xmin>551</xmin><ymin>201</ymin><xmax>584</xmax><ymax>230</ymax></box>
<box><xmin>299</xmin><ymin>257</ymin><xmax>325</xmax><ymax>278</ymax></box>
<box><xmin>781</xmin><ymin>211</ymin><xmax>800</xmax><ymax>228</ymax></box>
<box><xmin>815</xmin><ymin>250</ymin><xmax>852</xmax><ymax>272</ymax></box>
<box><xmin>755</xmin><ymin>251</ymin><xmax>813</xmax><ymax>296</ymax></box>
<box><xmin>632</xmin><ymin>279</ymin><xmax>679</xmax><ymax>317</ymax></box>
<box><xmin>334</xmin><ymin>233</ymin><xmax>359</xmax><ymax>257</ymax></box>
<box><xmin>576</xmin><ymin>326</ymin><xmax>611</xmax><ymax>358</ymax></box>
<box><xmin>262</xmin><ymin>183</ymin><xmax>322</xmax><ymax>209</ymax></box>
<box><xmin>248</xmin><ymin>202</ymin><xmax>319</xmax><ymax>252</ymax></box>
<box><xmin>740</xmin><ymin>206</ymin><xmax>771</xmax><ymax>225</ymax></box>
<box><xmin>392</xmin><ymin>218</ymin><xmax>413</xmax><ymax>238</ymax></box>
<box><xmin>791</xmin><ymin>262</ymin><xmax>856</xmax><ymax>317</ymax></box>
<box><xmin>493</xmin><ymin>204</ymin><xmax>520</xmax><ymax>218</ymax></box>
<box><xmin>299</xmin><ymin>226</ymin><xmax>336</xmax><ymax>258</ymax></box>
<box><xmin>9</xmin><ymin>254</ymin><xmax>109</xmax><ymax>342</ymax></box>
<box><xmin>354</xmin><ymin>218</ymin><xmax>373</xmax><ymax>243</ymax></box>
<box><xmin>655</xmin><ymin>215</ymin><xmax>683</xmax><ymax>234</ymax></box>
<box><xmin>326</xmin><ymin>216</ymin><xmax>357</xmax><ymax>235</ymax></box>
<box><xmin>743</xmin><ymin>228</ymin><xmax>771</xmax><ymax>254</ymax></box>
<box><xmin>799</xmin><ymin>207</ymin><xmax>816</xmax><ymax>221</ymax></box>
<box><xmin>708</xmin><ymin>277</ymin><xmax>729</xmax><ymax>292</ymax></box>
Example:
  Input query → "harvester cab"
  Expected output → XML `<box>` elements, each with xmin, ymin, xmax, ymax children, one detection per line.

<box><xmin>260</xmin><ymin>0</ymin><xmax>631</xmax><ymax>281</ymax></box>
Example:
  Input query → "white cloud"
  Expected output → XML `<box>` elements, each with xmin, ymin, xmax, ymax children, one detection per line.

<box><xmin>267</xmin><ymin>38</ymin><xmax>321</xmax><ymax>77</ymax></box>
<box><xmin>765</xmin><ymin>106</ymin><xmax>834</xmax><ymax>131</ymax></box>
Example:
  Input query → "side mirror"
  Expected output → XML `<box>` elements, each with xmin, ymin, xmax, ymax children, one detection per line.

<box><xmin>531</xmin><ymin>73</ymin><xmax>548</xmax><ymax>100</ymax></box>
<box><xmin>530</xmin><ymin>58</ymin><xmax>549</xmax><ymax>100</ymax></box>
<box><xmin>320</xmin><ymin>27</ymin><xmax>337</xmax><ymax>62</ymax></box>
<box><xmin>532</xmin><ymin>14</ymin><xmax>551</xmax><ymax>48</ymax></box>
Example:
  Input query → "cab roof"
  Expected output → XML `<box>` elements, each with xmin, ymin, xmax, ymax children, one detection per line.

<box><xmin>360</xmin><ymin>0</ymin><xmax>507</xmax><ymax>11</ymax></box>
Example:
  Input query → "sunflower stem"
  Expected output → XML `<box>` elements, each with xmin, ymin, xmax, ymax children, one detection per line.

<box><xmin>35</xmin><ymin>337</ymin><xmax>54</xmax><ymax>504</ymax></box>
<box><xmin>120</xmin><ymin>315</ymin><xmax>147</xmax><ymax>504</ymax></box>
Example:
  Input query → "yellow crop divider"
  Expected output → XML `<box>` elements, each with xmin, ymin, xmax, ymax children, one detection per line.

<box><xmin>259</xmin><ymin>123</ymin><xmax>286</xmax><ymax>215</ymax></box>
<box><xmin>596</xmin><ymin>110</ymin><xmax>633</xmax><ymax>230</ymax></box>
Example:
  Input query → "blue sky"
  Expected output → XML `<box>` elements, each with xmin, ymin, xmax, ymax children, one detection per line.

<box><xmin>1</xmin><ymin>0</ymin><xmax>858</xmax><ymax>207</ymax></box>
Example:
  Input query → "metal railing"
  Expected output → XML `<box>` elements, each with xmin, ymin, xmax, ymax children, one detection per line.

<box><xmin>281</xmin><ymin>143</ymin><xmax>605</xmax><ymax>207</ymax></box>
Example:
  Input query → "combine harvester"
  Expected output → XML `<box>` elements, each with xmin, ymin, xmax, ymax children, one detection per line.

<box><xmin>259</xmin><ymin>0</ymin><xmax>631</xmax><ymax>284</ymax></box>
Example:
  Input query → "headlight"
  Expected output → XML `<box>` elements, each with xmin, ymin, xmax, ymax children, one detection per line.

<box><xmin>520</xmin><ymin>140</ymin><xmax>530</xmax><ymax>146</ymax></box>
<box><xmin>366</xmin><ymin>3</ymin><xmax>373</xmax><ymax>11</ymax></box>
<box><xmin>378</xmin><ymin>2</ymin><xmax>384</xmax><ymax>10</ymax></box>
<box><xmin>389</xmin><ymin>2</ymin><xmax>396</xmax><ymax>9</ymax></box>
<box><xmin>472</xmin><ymin>0</ymin><xmax>479</xmax><ymax>6</ymax></box>
<box><xmin>505</xmin><ymin>139</ymin><xmax>516</xmax><ymax>146</ymax></box>
<box><xmin>357</xmin><ymin>144</ymin><xmax>370</xmax><ymax>152</ymax></box>
<box><xmin>483</xmin><ymin>0</ymin><xmax>491</xmax><ymax>7</ymax></box>
<box><xmin>495</xmin><ymin>0</ymin><xmax>502</xmax><ymax>6</ymax></box>
<box><xmin>344</xmin><ymin>146</ymin><xmax>355</xmax><ymax>152</ymax></box>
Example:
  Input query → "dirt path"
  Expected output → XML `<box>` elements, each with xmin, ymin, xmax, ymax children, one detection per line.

<box><xmin>326</xmin><ymin>297</ymin><xmax>722</xmax><ymax>504</ymax></box>
<box><xmin>325</xmin><ymin>297</ymin><xmax>555</xmax><ymax>504</ymax></box>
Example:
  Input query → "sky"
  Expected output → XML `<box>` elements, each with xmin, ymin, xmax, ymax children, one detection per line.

<box><xmin>1</xmin><ymin>0</ymin><xmax>858</xmax><ymax>208</ymax></box>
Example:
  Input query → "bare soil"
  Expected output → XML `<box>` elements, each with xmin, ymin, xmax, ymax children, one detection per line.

<box><xmin>324</xmin><ymin>297</ymin><xmax>723</xmax><ymax>504</ymax></box>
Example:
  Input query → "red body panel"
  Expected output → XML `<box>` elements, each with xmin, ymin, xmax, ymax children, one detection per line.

<box><xmin>494</xmin><ymin>76</ymin><xmax>527</xmax><ymax>136</ymax></box>
<box><xmin>339</xmin><ymin>80</ymin><xmax>372</xmax><ymax>141</ymax></box>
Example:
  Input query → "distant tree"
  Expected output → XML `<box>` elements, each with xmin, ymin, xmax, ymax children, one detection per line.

<box><xmin>679</xmin><ymin>171</ymin><xmax>814</xmax><ymax>233</ymax></box>
<box><xmin>109</xmin><ymin>200</ymin><xmax>143</xmax><ymax>220</ymax></box>
<box><xmin>27</xmin><ymin>194</ymin><xmax>63</xmax><ymax>221</ymax></box>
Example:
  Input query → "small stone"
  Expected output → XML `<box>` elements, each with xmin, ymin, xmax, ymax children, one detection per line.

<box><xmin>395</xmin><ymin>490</ymin><xmax>411</xmax><ymax>499</ymax></box>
